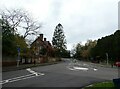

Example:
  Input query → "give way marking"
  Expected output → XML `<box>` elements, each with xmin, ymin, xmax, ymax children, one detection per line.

<box><xmin>0</xmin><ymin>68</ymin><xmax>44</xmax><ymax>85</ymax></box>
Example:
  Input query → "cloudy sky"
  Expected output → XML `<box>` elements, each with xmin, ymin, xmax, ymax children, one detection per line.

<box><xmin>0</xmin><ymin>0</ymin><xmax>119</xmax><ymax>50</ymax></box>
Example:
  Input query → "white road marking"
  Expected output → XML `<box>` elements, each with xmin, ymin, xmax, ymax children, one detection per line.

<box><xmin>93</xmin><ymin>68</ymin><xmax>98</xmax><ymax>71</ymax></box>
<box><xmin>74</xmin><ymin>67</ymin><xmax>89</xmax><ymax>70</ymax></box>
<box><xmin>26</xmin><ymin>68</ymin><xmax>44</xmax><ymax>76</ymax></box>
<box><xmin>26</xmin><ymin>68</ymin><xmax>38</xmax><ymax>76</ymax></box>
<box><xmin>0</xmin><ymin>68</ymin><xmax>44</xmax><ymax>85</ymax></box>
<box><xmin>88</xmin><ymin>67</ymin><xmax>98</xmax><ymax>71</ymax></box>
<box><xmin>68</xmin><ymin>66</ymin><xmax>98</xmax><ymax>71</ymax></box>
<box><xmin>68</xmin><ymin>62</ymin><xmax>98</xmax><ymax>71</ymax></box>
<box><xmin>68</xmin><ymin>66</ymin><xmax>88</xmax><ymax>71</ymax></box>
<box><xmin>68</xmin><ymin>67</ymin><xmax>76</xmax><ymax>70</ymax></box>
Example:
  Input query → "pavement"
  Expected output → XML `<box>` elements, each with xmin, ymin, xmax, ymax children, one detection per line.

<box><xmin>2</xmin><ymin>61</ymin><xmax>60</xmax><ymax>72</ymax></box>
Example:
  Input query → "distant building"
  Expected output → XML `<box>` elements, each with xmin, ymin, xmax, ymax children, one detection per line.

<box><xmin>30</xmin><ymin>34</ymin><xmax>54</xmax><ymax>63</ymax></box>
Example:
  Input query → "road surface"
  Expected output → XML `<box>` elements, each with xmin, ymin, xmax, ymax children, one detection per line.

<box><xmin>1</xmin><ymin>59</ymin><xmax>118</xmax><ymax>88</ymax></box>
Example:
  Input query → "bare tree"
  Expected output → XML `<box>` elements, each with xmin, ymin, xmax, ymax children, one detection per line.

<box><xmin>1</xmin><ymin>9</ymin><xmax>24</xmax><ymax>32</ymax></box>
<box><xmin>21</xmin><ymin>14</ymin><xmax>41</xmax><ymax>38</ymax></box>
<box><xmin>0</xmin><ymin>8</ymin><xmax>42</xmax><ymax>39</ymax></box>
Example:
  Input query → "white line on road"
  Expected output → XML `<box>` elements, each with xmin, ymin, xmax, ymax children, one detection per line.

<box><xmin>93</xmin><ymin>68</ymin><xmax>98</xmax><ymax>71</ymax></box>
<box><xmin>68</xmin><ymin>66</ymin><xmax>88</xmax><ymax>71</ymax></box>
<box><xmin>74</xmin><ymin>67</ymin><xmax>88</xmax><ymax>70</ymax></box>
<box><xmin>68</xmin><ymin>66</ymin><xmax>98</xmax><ymax>71</ymax></box>
<box><xmin>0</xmin><ymin>68</ymin><xmax>44</xmax><ymax>85</ymax></box>
<box><xmin>26</xmin><ymin>68</ymin><xmax>44</xmax><ymax>76</ymax></box>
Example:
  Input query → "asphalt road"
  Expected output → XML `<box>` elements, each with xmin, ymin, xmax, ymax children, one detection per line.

<box><xmin>1</xmin><ymin>59</ymin><xmax>118</xmax><ymax>88</ymax></box>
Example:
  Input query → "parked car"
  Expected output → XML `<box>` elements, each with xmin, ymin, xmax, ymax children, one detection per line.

<box><xmin>114</xmin><ymin>62</ymin><xmax>120</xmax><ymax>67</ymax></box>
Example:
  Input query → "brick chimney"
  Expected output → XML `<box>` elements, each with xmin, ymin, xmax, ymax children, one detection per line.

<box><xmin>44</xmin><ymin>38</ymin><xmax>46</xmax><ymax>41</ymax></box>
<box><xmin>39</xmin><ymin>34</ymin><xmax>43</xmax><ymax>41</ymax></box>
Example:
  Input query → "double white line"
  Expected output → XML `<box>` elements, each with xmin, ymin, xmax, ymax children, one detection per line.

<box><xmin>0</xmin><ymin>68</ymin><xmax>44</xmax><ymax>85</ymax></box>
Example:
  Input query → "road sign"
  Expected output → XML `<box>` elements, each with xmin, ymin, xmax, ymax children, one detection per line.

<box><xmin>17</xmin><ymin>47</ymin><xmax>20</xmax><ymax>53</ymax></box>
<box><xmin>17</xmin><ymin>47</ymin><xmax>20</xmax><ymax>67</ymax></box>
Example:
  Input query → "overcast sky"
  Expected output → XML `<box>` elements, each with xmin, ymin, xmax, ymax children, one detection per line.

<box><xmin>0</xmin><ymin>0</ymin><xmax>119</xmax><ymax>50</ymax></box>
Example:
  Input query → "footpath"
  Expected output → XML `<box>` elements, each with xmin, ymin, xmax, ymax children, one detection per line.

<box><xmin>2</xmin><ymin>62</ymin><xmax>59</xmax><ymax>72</ymax></box>
<box><xmin>79</xmin><ymin>61</ymin><xmax>116</xmax><ymax>68</ymax></box>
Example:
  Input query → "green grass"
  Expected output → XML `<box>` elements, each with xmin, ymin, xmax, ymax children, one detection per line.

<box><xmin>83</xmin><ymin>81</ymin><xmax>115</xmax><ymax>89</ymax></box>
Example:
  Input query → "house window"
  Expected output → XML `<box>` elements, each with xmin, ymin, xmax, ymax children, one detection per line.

<box><xmin>39</xmin><ymin>46</ymin><xmax>42</xmax><ymax>50</ymax></box>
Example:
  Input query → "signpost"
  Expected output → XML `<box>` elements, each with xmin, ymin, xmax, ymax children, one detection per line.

<box><xmin>17</xmin><ymin>46</ymin><xmax>20</xmax><ymax>67</ymax></box>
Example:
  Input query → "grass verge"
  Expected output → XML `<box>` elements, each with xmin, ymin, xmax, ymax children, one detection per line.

<box><xmin>83</xmin><ymin>81</ymin><xmax>115</xmax><ymax>89</ymax></box>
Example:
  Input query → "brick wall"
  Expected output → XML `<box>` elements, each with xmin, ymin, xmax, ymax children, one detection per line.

<box><xmin>2</xmin><ymin>56</ymin><xmax>17</xmax><ymax>67</ymax></box>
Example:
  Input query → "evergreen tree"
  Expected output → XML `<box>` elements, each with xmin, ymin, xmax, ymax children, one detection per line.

<box><xmin>52</xmin><ymin>23</ymin><xmax>67</xmax><ymax>57</ymax></box>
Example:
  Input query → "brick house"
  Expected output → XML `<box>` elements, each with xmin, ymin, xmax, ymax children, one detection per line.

<box><xmin>30</xmin><ymin>34</ymin><xmax>55</xmax><ymax>63</ymax></box>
